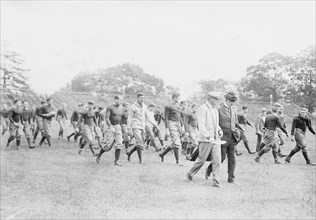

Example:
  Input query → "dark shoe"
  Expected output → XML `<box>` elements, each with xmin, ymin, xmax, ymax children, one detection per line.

<box><xmin>96</xmin><ymin>154</ymin><xmax>101</xmax><ymax>163</ymax></box>
<box><xmin>159</xmin><ymin>153</ymin><xmax>164</xmax><ymax>162</ymax></box>
<box><xmin>176</xmin><ymin>161</ymin><xmax>183</xmax><ymax>166</ymax></box>
<box><xmin>67</xmin><ymin>136</ymin><xmax>70</xmax><ymax>142</ymax></box>
<box><xmin>307</xmin><ymin>161</ymin><xmax>316</xmax><ymax>166</ymax></box>
<box><xmin>186</xmin><ymin>172</ymin><xmax>193</xmax><ymax>181</ymax></box>
<box><xmin>274</xmin><ymin>160</ymin><xmax>281</xmax><ymax>164</ymax></box>
<box><xmin>255</xmin><ymin>157</ymin><xmax>260</xmax><ymax>163</ymax></box>
<box><xmin>139</xmin><ymin>161</ymin><xmax>146</xmax><ymax>165</ymax></box>
<box><xmin>155</xmin><ymin>147</ymin><xmax>162</xmax><ymax>152</ymax></box>
<box><xmin>205</xmin><ymin>170</ymin><xmax>211</xmax><ymax>180</ymax></box>
<box><xmin>78</xmin><ymin>149</ymin><xmax>82</xmax><ymax>154</ymax></box>
<box><xmin>236</xmin><ymin>151</ymin><xmax>243</xmax><ymax>156</ymax></box>
<box><xmin>228</xmin><ymin>179</ymin><xmax>235</xmax><ymax>184</ymax></box>
<box><xmin>29</xmin><ymin>145</ymin><xmax>35</xmax><ymax>149</ymax></box>
<box><xmin>248</xmin><ymin>151</ymin><xmax>255</xmax><ymax>154</ymax></box>
<box><xmin>127</xmin><ymin>152</ymin><xmax>131</xmax><ymax>162</ymax></box>
<box><xmin>285</xmin><ymin>157</ymin><xmax>291</xmax><ymax>163</ymax></box>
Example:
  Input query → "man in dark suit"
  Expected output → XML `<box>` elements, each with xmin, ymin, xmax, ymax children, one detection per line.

<box><xmin>206</xmin><ymin>91</ymin><xmax>241</xmax><ymax>184</ymax></box>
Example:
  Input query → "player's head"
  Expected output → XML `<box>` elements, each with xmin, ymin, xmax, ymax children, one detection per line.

<box><xmin>137</xmin><ymin>93</ymin><xmax>144</xmax><ymax>104</ymax></box>
<box><xmin>46</xmin><ymin>97</ymin><xmax>53</xmax><ymax>105</ymax></box>
<box><xmin>40</xmin><ymin>100</ymin><xmax>46</xmax><ymax>106</ymax></box>
<box><xmin>14</xmin><ymin>99</ymin><xmax>22</xmax><ymax>108</ymax></box>
<box><xmin>273</xmin><ymin>102</ymin><xmax>283</xmax><ymax>114</ymax></box>
<box><xmin>114</xmin><ymin>95</ymin><xmax>123</xmax><ymax>106</ymax></box>
<box><xmin>180</xmin><ymin>100</ymin><xmax>187</xmax><ymax>109</ymax></box>
<box><xmin>62</xmin><ymin>103</ymin><xmax>67</xmax><ymax>109</ymax></box>
<box><xmin>148</xmin><ymin>104</ymin><xmax>155</xmax><ymax>111</ymax></box>
<box><xmin>171</xmin><ymin>92</ymin><xmax>180</xmax><ymax>102</ymax></box>
<box><xmin>271</xmin><ymin>106</ymin><xmax>278</xmax><ymax>113</ymax></box>
<box><xmin>78</xmin><ymin>103</ymin><xmax>83</xmax><ymax>110</ymax></box>
<box><xmin>88</xmin><ymin>101</ymin><xmax>94</xmax><ymax>110</ymax></box>
<box><xmin>261</xmin><ymin>108</ymin><xmax>267</xmax><ymax>116</ymax></box>
<box><xmin>191</xmin><ymin>103</ymin><xmax>198</xmax><ymax>112</ymax></box>
<box><xmin>242</xmin><ymin>106</ymin><xmax>248</xmax><ymax>113</ymax></box>
<box><xmin>22</xmin><ymin>100</ymin><xmax>29</xmax><ymax>109</ymax></box>
<box><xmin>299</xmin><ymin>108</ymin><xmax>307</xmax><ymax>117</ymax></box>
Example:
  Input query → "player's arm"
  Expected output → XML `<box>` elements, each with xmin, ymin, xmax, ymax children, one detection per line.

<box><xmin>8</xmin><ymin>109</ymin><xmax>15</xmax><ymax>124</ymax></box>
<box><xmin>105</xmin><ymin>107</ymin><xmax>113</xmax><ymax>128</ymax></box>
<box><xmin>305</xmin><ymin>117</ymin><xmax>315</xmax><ymax>135</ymax></box>
<box><xmin>277</xmin><ymin>117</ymin><xmax>288</xmax><ymax>136</ymax></box>
<box><xmin>164</xmin><ymin>106</ymin><xmax>169</xmax><ymax>129</ymax></box>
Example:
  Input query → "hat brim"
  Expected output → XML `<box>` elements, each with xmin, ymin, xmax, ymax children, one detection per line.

<box><xmin>224</xmin><ymin>95</ymin><xmax>237</xmax><ymax>102</ymax></box>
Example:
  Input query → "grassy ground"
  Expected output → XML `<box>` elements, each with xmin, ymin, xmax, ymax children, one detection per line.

<box><xmin>0</xmin><ymin>121</ymin><xmax>315</xmax><ymax>219</ymax></box>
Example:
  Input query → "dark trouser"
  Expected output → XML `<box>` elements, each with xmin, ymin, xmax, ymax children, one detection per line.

<box><xmin>256</xmin><ymin>134</ymin><xmax>262</xmax><ymax>152</ymax></box>
<box><xmin>207</xmin><ymin>142</ymin><xmax>236</xmax><ymax>182</ymax></box>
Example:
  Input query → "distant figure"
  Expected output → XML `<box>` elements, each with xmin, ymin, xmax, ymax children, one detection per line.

<box><xmin>57</xmin><ymin>103</ymin><xmax>67</xmax><ymax>140</ymax></box>
<box><xmin>255</xmin><ymin>108</ymin><xmax>267</xmax><ymax>152</ymax></box>
<box><xmin>237</xmin><ymin>106</ymin><xmax>255</xmax><ymax>154</ymax></box>
<box><xmin>285</xmin><ymin>108</ymin><xmax>315</xmax><ymax>166</ymax></box>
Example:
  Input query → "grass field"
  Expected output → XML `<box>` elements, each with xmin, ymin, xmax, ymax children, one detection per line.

<box><xmin>1</xmin><ymin>121</ymin><xmax>316</xmax><ymax>219</ymax></box>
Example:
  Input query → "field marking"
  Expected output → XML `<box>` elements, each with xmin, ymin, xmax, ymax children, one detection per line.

<box><xmin>4</xmin><ymin>207</ymin><xmax>30</xmax><ymax>220</ymax></box>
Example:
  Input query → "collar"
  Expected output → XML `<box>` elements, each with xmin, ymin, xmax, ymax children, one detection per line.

<box><xmin>206</xmin><ymin>102</ymin><xmax>215</xmax><ymax>109</ymax></box>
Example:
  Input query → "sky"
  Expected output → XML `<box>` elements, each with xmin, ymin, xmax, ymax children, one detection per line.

<box><xmin>1</xmin><ymin>1</ymin><xmax>315</xmax><ymax>98</ymax></box>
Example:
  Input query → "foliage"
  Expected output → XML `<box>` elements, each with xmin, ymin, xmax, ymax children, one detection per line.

<box><xmin>0</xmin><ymin>50</ymin><xmax>30</xmax><ymax>89</ymax></box>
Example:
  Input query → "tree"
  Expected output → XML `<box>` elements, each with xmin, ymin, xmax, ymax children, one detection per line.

<box><xmin>287</xmin><ymin>45</ymin><xmax>316</xmax><ymax>112</ymax></box>
<box><xmin>0</xmin><ymin>50</ymin><xmax>30</xmax><ymax>90</ymax></box>
<box><xmin>189</xmin><ymin>78</ymin><xmax>234</xmax><ymax>104</ymax></box>
<box><xmin>69</xmin><ymin>63</ymin><xmax>177</xmax><ymax>98</ymax></box>
<box><xmin>239</xmin><ymin>53</ymin><xmax>293</xmax><ymax>102</ymax></box>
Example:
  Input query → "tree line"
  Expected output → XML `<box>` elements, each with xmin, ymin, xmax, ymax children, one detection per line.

<box><xmin>1</xmin><ymin>45</ymin><xmax>315</xmax><ymax>112</ymax></box>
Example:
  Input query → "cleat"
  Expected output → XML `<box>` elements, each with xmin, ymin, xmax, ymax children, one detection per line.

<box><xmin>159</xmin><ymin>153</ymin><xmax>164</xmax><ymax>162</ymax></box>
<box><xmin>186</xmin><ymin>172</ymin><xmax>193</xmax><ymax>181</ymax></box>
<box><xmin>177</xmin><ymin>161</ymin><xmax>183</xmax><ymax>166</ymax></box>
<box><xmin>96</xmin><ymin>154</ymin><xmax>101</xmax><ymax>163</ymax></box>
<box><xmin>285</xmin><ymin>157</ymin><xmax>291</xmax><ymax>163</ymax></box>
<box><xmin>274</xmin><ymin>160</ymin><xmax>281</xmax><ymax>164</ymax></box>
<box><xmin>78</xmin><ymin>149</ymin><xmax>82</xmax><ymax>155</ymax></box>
<box><xmin>114</xmin><ymin>161</ymin><xmax>123</xmax><ymax>166</ymax></box>
<box><xmin>255</xmin><ymin>157</ymin><xmax>260</xmax><ymax>163</ymax></box>
<box><xmin>212</xmin><ymin>179</ymin><xmax>221</xmax><ymax>188</ymax></box>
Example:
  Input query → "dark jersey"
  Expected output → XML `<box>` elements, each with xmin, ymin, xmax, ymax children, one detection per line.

<box><xmin>186</xmin><ymin>112</ymin><xmax>198</xmax><ymax>128</ymax></box>
<box><xmin>71</xmin><ymin>110</ymin><xmax>80</xmax><ymax>123</ymax></box>
<box><xmin>291</xmin><ymin>115</ymin><xmax>315</xmax><ymax>135</ymax></box>
<box><xmin>164</xmin><ymin>103</ymin><xmax>182</xmax><ymax>128</ymax></box>
<box><xmin>237</xmin><ymin>113</ymin><xmax>252</xmax><ymax>126</ymax></box>
<box><xmin>106</xmin><ymin>104</ymin><xmax>123</xmax><ymax>126</ymax></box>
<box><xmin>9</xmin><ymin>107</ymin><xmax>22</xmax><ymax>123</ymax></box>
<box><xmin>57</xmin><ymin>109</ymin><xmax>67</xmax><ymax>119</ymax></box>
<box><xmin>154</xmin><ymin>110</ymin><xmax>163</xmax><ymax>125</ymax></box>
<box><xmin>264</xmin><ymin>113</ymin><xmax>287</xmax><ymax>134</ymax></box>
<box><xmin>39</xmin><ymin>105</ymin><xmax>55</xmax><ymax>121</ymax></box>
<box><xmin>81</xmin><ymin>110</ymin><xmax>96</xmax><ymax>126</ymax></box>
<box><xmin>22</xmin><ymin>109</ymin><xmax>32</xmax><ymax>123</ymax></box>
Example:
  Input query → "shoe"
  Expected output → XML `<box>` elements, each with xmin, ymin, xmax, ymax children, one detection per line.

<box><xmin>114</xmin><ymin>161</ymin><xmax>123</xmax><ymax>166</ymax></box>
<box><xmin>212</xmin><ymin>179</ymin><xmax>220</xmax><ymax>188</ymax></box>
<box><xmin>96</xmin><ymin>154</ymin><xmax>101</xmax><ymax>163</ymax></box>
<box><xmin>285</xmin><ymin>157</ymin><xmax>291</xmax><ymax>163</ymax></box>
<box><xmin>186</xmin><ymin>172</ymin><xmax>193</xmax><ymax>181</ymax></box>
<box><xmin>186</xmin><ymin>155</ymin><xmax>191</xmax><ymax>160</ymax></box>
<box><xmin>127</xmin><ymin>152</ymin><xmax>131</xmax><ymax>162</ymax></box>
<box><xmin>205</xmin><ymin>170</ymin><xmax>211</xmax><ymax>180</ymax></box>
<box><xmin>67</xmin><ymin>136</ymin><xmax>70</xmax><ymax>142</ymax></box>
<box><xmin>228</xmin><ymin>179</ymin><xmax>235</xmax><ymax>184</ymax></box>
<box><xmin>307</xmin><ymin>161</ymin><xmax>316</xmax><ymax>166</ymax></box>
<box><xmin>248</xmin><ymin>151</ymin><xmax>255</xmax><ymax>154</ymax></box>
<box><xmin>155</xmin><ymin>147</ymin><xmax>162</xmax><ymax>152</ymax></box>
<box><xmin>139</xmin><ymin>161</ymin><xmax>146</xmax><ymax>165</ymax></box>
<box><xmin>236</xmin><ymin>151</ymin><xmax>243</xmax><ymax>156</ymax></box>
<box><xmin>255</xmin><ymin>157</ymin><xmax>260</xmax><ymax>163</ymax></box>
<box><xmin>177</xmin><ymin>161</ymin><xmax>183</xmax><ymax>166</ymax></box>
<box><xmin>17</xmin><ymin>146</ymin><xmax>20</xmax><ymax>151</ymax></box>
<box><xmin>274</xmin><ymin>160</ymin><xmax>281</xmax><ymax>164</ymax></box>
<box><xmin>78</xmin><ymin>149</ymin><xmax>82</xmax><ymax>154</ymax></box>
<box><xmin>29</xmin><ymin>145</ymin><xmax>35</xmax><ymax>149</ymax></box>
<box><xmin>278</xmin><ymin>153</ymin><xmax>287</xmax><ymax>158</ymax></box>
<box><xmin>159</xmin><ymin>153</ymin><xmax>164</xmax><ymax>162</ymax></box>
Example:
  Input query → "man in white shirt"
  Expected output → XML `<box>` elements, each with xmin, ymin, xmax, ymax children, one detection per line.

<box><xmin>186</xmin><ymin>92</ymin><xmax>222</xmax><ymax>187</ymax></box>
<box><xmin>126</xmin><ymin>93</ymin><xmax>147</xmax><ymax>164</ymax></box>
